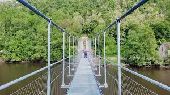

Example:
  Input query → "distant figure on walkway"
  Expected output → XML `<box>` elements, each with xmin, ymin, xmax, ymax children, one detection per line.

<box><xmin>83</xmin><ymin>50</ymin><xmax>87</xmax><ymax>58</ymax></box>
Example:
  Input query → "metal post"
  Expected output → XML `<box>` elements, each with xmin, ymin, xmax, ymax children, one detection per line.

<box><xmin>91</xmin><ymin>38</ymin><xmax>93</xmax><ymax>58</ymax></box>
<box><xmin>47</xmin><ymin>20</ymin><xmax>51</xmax><ymax>95</ymax></box>
<box><xmin>92</xmin><ymin>38</ymin><xmax>94</xmax><ymax>48</ymax></box>
<box><xmin>98</xmin><ymin>35</ymin><xmax>101</xmax><ymax>76</ymax></box>
<box><xmin>93</xmin><ymin>38</ymin><xmax>94</xmax><ymax>58</ymax></box>
<box><xmin>95</xmin><ymin>37</ymin><xmax>97</xmax><ymax>58</ymax></box>
<box><xmin>117</xmin><ymin>19</ymin><xmax>121</xmax><ymax>95</ymax></box>
<box><xmin>68</xmin><ymin>36</ymin><xmax>71</xmax><ymax>76</ymax></box>
<box><xmin>91</xmin><ymin>38</ymin><xmax>93</xmax><ymax>51</ymax></box>
<box><xmin>76</xmin><ymin>37</ymin><xmax>79</xmax><ymax>60</ymax></box>
<box><xmin>104</xmin><ymin>32</ymin><xmax>108</xmax><ymax>88</ymax></box>
<box><xmin>75</xmin><ymin>37</ymin><xmax>77</xmax><ymax>55</ymax></box>
<box><xmin>61</xmin><ymin>32</ymin><xmax>65</xmax><ymax>87</ymax></box>
<box><xmin>73</xmin><ymin>36</ymin><xmax>74</xmax><ymax>63</ymax></box>
<box><xmin>72</xmin><ymin>36</ymin><xmax>75</xmax><ymax>71</ymax></box>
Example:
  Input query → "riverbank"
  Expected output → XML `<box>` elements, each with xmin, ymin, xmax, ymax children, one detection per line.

<box><xmin>0</xmin><ymin>58</ymin><xmax>5</xmax><ymax>64</ymax></box>
<box><xmin>0</xmin><ymin>57</ymin><xmax>63</xmax><ymax>64</ymax></box>
<box><xmin>106</xmin><ymin>56</ymin><xmax>170</xmax><ymax>69</ymax></box>
<box><xmin>124</xmin><ymin>63</ymin><xmax>170</xmax><ymax>70</ymax></box>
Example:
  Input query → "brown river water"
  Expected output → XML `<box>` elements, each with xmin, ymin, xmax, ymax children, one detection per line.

<box><xmin>0</xmin><ymin>63</ymin><xmax>169</xmax><ymax>95</ymax></box>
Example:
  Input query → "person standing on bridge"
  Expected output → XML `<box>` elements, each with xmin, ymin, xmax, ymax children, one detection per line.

<box><xmin>83</xmin><ymin>50</ymin><xmax>87</xmax><ymax>58</ymax></box>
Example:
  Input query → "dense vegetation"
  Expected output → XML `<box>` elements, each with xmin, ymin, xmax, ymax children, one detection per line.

<box><xmin>0</xmin><ymin>0</ymin><xmax>169</xmax><ymax>65</ymax></box>
<box><xmin>119</xmin><ymin>0</ymin><xmax>170</xmax><ymax>65</ymax></box>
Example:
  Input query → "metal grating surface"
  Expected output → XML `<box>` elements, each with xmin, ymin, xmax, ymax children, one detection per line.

<box><xmin>67</xmin><ymin>58</ymin><xmax>101</xmax><ymax>95</ymax></box>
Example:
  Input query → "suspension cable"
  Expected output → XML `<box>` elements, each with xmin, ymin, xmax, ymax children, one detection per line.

<box><xmin>17</xmin><ymin>0</ymin><xmax>68</xmax><ymax>33</ymax></box>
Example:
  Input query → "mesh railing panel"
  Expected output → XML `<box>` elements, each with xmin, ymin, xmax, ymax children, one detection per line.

<box><xmin>8</xmin><ymin>58</ymin><xmax>76</xmax><ymax>95</ymax></box>
<box><xmin>94</xmin><ymin>56</ymin><xmax>160</xmax><ymax>95</ymax></box>
<box><xmin>9</xmin><ymin>73</ymin><xmax>47</xmax><ymax>95</ymax></box>
<box><xmin>105</xmin><ymin>65</ymin><xmax>159</xmax><ymax>95</ymax></box>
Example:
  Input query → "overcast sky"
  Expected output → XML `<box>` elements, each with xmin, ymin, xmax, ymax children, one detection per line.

<box><xmin>0</xmin><ymin>0</ymin><xmax>12</xmax><ymax>2</ymax></box>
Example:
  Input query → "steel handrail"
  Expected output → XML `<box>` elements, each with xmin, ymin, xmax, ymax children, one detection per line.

<box><xmin>0</xmin><ymin>58</ymin><xmax>67</xmax><ymax>91</ymax></box>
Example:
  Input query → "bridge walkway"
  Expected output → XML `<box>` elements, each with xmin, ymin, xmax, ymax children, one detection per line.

<box><xmin>67</xmin><ymin>57</ymin><xmax>101</xmax><ymax>95</ymax></box>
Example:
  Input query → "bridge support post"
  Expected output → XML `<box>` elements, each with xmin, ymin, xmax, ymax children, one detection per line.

<box><xmin>69</xmin><ymin>35</ymin><xmax>71</xmax><ymax>76</ymax></box>
<box><xmin>95</xmin><ymin>37</ymin><xmax>97</xmax><ymax>58</ymax></box>
<box><xmin>61</xmin><ymin>32</ymin><xmax>66</xmax><ymax>87</ymax></box>
<box><xmin>91</xmin><ymin>38</ymin><xmax>93</xmax><ymax>52</ymax></box>
<box><xmin>104</xmin><ymin>32</ymin><xmax>108</xmax><ymax>88</ymax></box>
<box><xmin>97</xmin><ymin>35</ymin><xmax>101</xmax><ymax>76</ymax></box>
<box><xmin>73</xmin><ymin>36</ymin><xmax>74</xmax><ymax>63</ymax></box>
<box><xmin>72</xmin><ymin>36</ymin><xmax>75</xmax><ymax>71</ymax></box>
<box><xmin>92</xmin><ymin>38</ymin><xmax>94</xmax><ymax>53</ymax></box>
<box><xmin>47</xmin><ymin>20</ymin><xmax>51</xmax><ymax>95</ymax></box>
<box><xmin>117</xmin><ymin>19</ymin><xmax>121</xmax><ymax>95</ymax></box>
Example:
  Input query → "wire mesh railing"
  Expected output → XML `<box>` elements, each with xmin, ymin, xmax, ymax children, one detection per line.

<box><xmin>100</xmin><ymin>65</ymin><xmax>159</xmax><ymax>95</ymax></box>
<box><xmin>1</xmin><ymin>0</ymin><xmax>170</xmax><ymax>95</ymax></box>
<box><xmin>92</xmin><ymin>56</ymin><xmax>170</xmax><ymax>95</ymax></box>
<box><xmin>0</xmin><ymin>56</ymin><xmax>78</xmax><ymax>95</ymax></box>
<box><xmin>9</xmin><ymin>73</ymin><xmax>47</xmax><ymax>95</ymax></box>
<box><xmin>121</xmin><ymin>72</ymin><xmax>158</xmax><ymax>95</ymax></box>
<box><xmin>0</xmin><ymin>0</ymin><xmax>78</xmax><ymax>95</ymax></box>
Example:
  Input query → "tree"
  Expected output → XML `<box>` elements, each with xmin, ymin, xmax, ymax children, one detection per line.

<box><xmin>123</xmin><ymin>24</ymin><xmax>158</xmax><ymax>66</ymax></box>
<box><xmin>150</xmin><ymin>21</ymin><xmax>170</xmax><ymax>45</ymax></box>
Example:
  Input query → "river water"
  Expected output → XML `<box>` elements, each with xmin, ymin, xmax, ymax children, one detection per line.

<box><xmin>0</xmin><ymin>62</ymin><xmax>46</xmax><ymax>95</ymax></box>
<box><xmin>0</xmin><ymin>63</ymin><xmax>169</xmax><ymax>95</ymax></box>
<box><xmin>129</xmin><ymin>67</ymin><xmax>170</xmax><ymax>86</ymax></box>
<box><xmin>0</xmin><ymin>63</ymin><xmax>45</xmax><ymax>85</ymax></box>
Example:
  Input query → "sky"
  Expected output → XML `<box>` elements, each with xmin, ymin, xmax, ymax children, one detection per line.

<box><xmin>0</xmin><ymin>0</ymin><xmax>12</xmax><ymax>2</ymax></box>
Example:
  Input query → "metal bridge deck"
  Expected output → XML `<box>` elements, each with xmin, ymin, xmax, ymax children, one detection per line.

<box><xmin>67</xmin><ymin>58</ymin><xmax>101</xmax><ymax>95</ymax></box>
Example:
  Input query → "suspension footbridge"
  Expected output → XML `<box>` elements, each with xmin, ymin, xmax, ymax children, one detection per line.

<box><xmin>0</xmin><ymin>0</ymin><xmax>170</xmax><ymax>95</ymax></box>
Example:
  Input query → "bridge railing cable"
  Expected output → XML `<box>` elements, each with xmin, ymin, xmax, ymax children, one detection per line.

<box><xmin>92</xmin><ymin>1</ymin><xmax>150</xmax><ymax>92</ymax></box>
<box><xmin>17</xmin><ymin>0</ymin><xmax>66</xmax><ymax>33</ymax></box>
<box><xmin>102</xmin><ymin>0</ymin><xmax>149</xmax><ymax>33</ymax></box>
<box><xmin>107</xmin><ymin>59</ymin><xmax>170</xmax><ymax>92</ymax></box>
<box><xmin>12</xmin><ymin>1</ymin><xmax>77</xmax><ymax>95</ymax></box>
<box><xmin>0</xmin><ymin>55</ymin><xmax>76</xmax><ymax>94</ymax></box>
<box><xmin>118</xmin><ymin>0</ymin><xmax>149</xmax><ymax>21</ymax></box>
<box><xmin>92</xmin><ymin>30</ymin><xmax>168</xmax><ymax>93</ymax></box>
<box><xmin>92</xmin><ymin>0</ymin><xmax>151</xmax><ymax>95</ymax></box>
<box><xmin>95</xmin><ymin>57</ymin><xmax>169</xmax><ymax>94</ymax></box>
<box><xmin>9</xmin><ymin>62</ymin><xmax>70</xmax><ymax>95</ymax></box>
<box><xmin>0</xmin><ymin>58</ymin><xmax>63</xmax><ymax>91</ymax></box>
<box><xmin>122</xmin><ymin>67</ymin><xmax>170</xmax><ymax>92</ymax></box>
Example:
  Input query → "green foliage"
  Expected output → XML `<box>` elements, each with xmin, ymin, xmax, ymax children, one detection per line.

<box><xmin>82</xmin><ymin>20</ymin><xmax>98</xmax><ymax>34</ymax></box>
<box><xmin>150</xmin><ymin>21</ymin><xmax>170</xmax><ymax>45</ymax></box>
<box><xmin>0</xmin><ymin>2</ymin><xmax>64</xmax><ymax>61</ymax></box>
<box><xmin>123</xmin><ymin>24</ymin><xmax>158</xmax><ymax>66</ymax></box>
<box><xmin>105</xmin><ymin>34</ymin><xmax>117</xmax><ymax>56</ymax></box>
<box><xmin>0</xmin><ymin>0</ymin><xmax>170</xmax><ymax>66</ymax></box>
